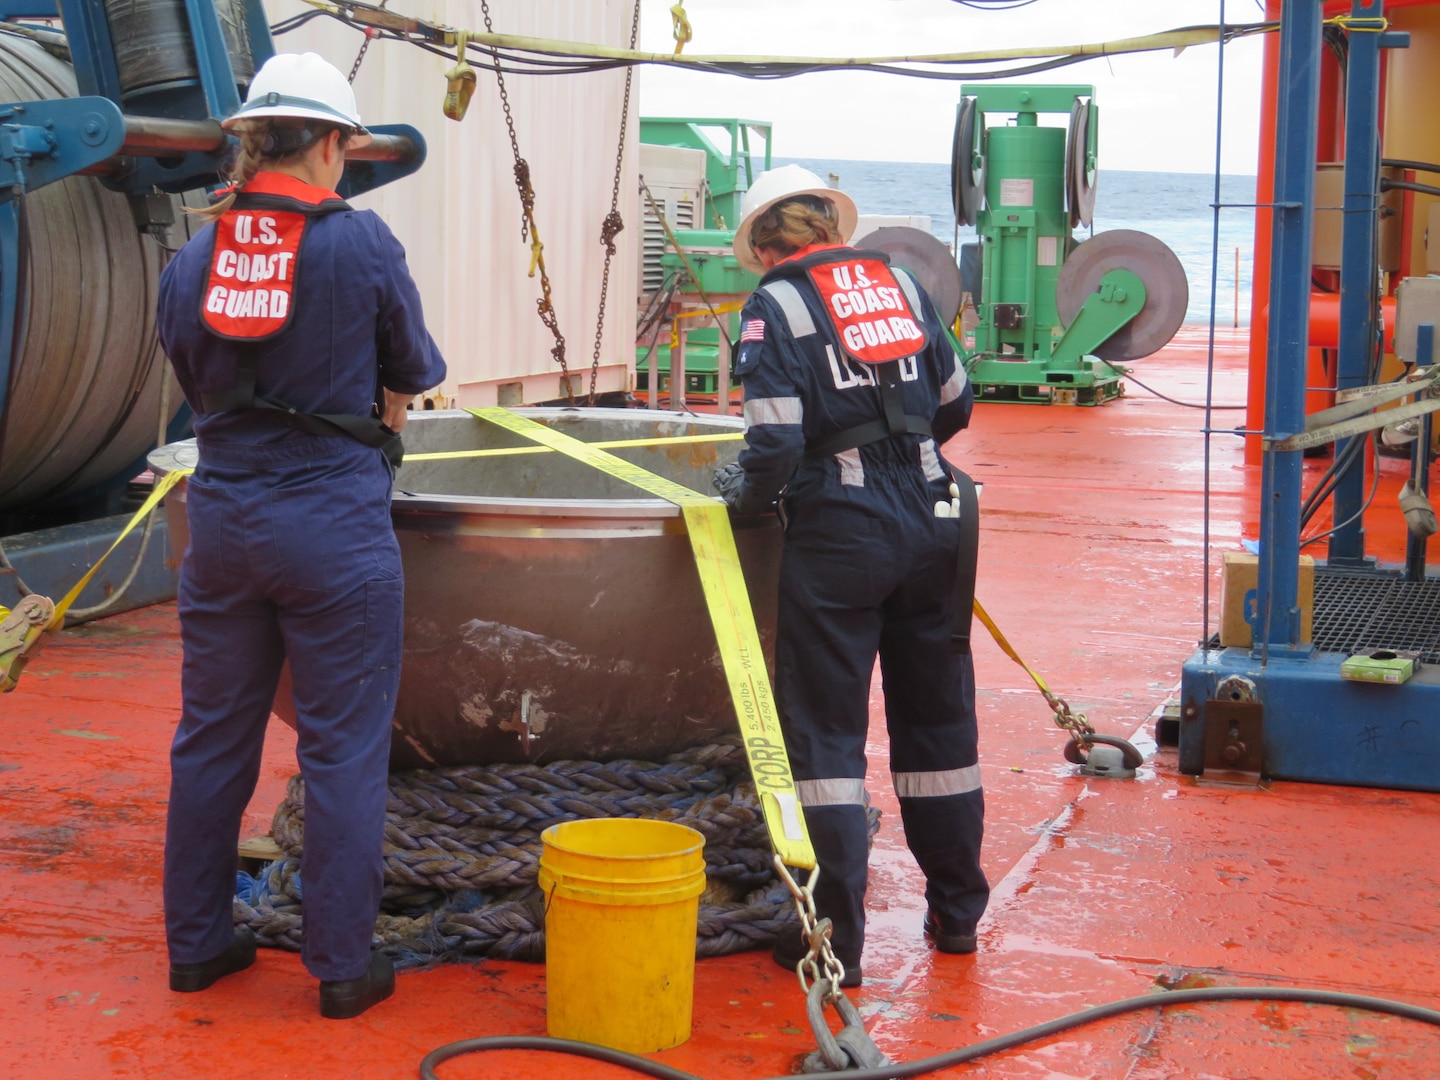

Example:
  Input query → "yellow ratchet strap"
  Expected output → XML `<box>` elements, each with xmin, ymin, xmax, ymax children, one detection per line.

<box><xmin>1</xmin><ymin>468</ymin><xmax>190</xmax><ymax>692</ymax></box>
<box><xmin>405</xmin><ymin>430</ymin><xmax>742</xmax><ymax>463</ymax></box>
<box><xmin>972</xmin><ymin>598</ymin><xmax>1055</xmax><ymax>699</ymax></box>
<box><xmin>468</xmin><ymin>407</ymin><xmax>816</xmax><ymax>870</ymax></box>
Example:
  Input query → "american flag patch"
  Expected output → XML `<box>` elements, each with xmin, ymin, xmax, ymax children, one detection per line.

<box><xmin>740</xmin><ymin>319</ymin><xmax>765</xmax><ymax>343</ymax></box>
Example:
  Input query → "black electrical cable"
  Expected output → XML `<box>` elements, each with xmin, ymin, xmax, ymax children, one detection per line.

<box><xmin>277</xmin><ymin>8</ymin><xmax>1270</xmax><ymax>83</ymax></box>
<box><xmin>418</xmin><ymin>985</ymin><xmax>1440</xmax><ymax>1080</ymax></box>
<box><xmin>1381</xmin><ymin>156</ymin><xmax>1440</xmax><ymax>176</ymax></box>
<box><xmin>1096</xmin><ymin>359</ymin><xmax>1246</xmax><ymax>410</ymax></box>
<box><xmin>1379</xmin><ymin>177</ymin><xmax>1440</xmax><ymax>199</ymax></box>
<box><xmin>1300</xmin><ymin>429</ymin><xmax>1366</xmax><ymax>526</ymax></box>
<box><xmin>1303</xmin><ymin>435</ymin><xmax>1382</xmax><ymax>548</ymax></box>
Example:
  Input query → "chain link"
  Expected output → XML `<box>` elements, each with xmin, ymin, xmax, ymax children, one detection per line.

<box><xmin>347</xmin><ymin>0</ymin><xmax>388</xmax><ymax>83</ymax></box>
<box><xmin>1041</xmin><ymin>687</ymin><xmax>1095</xmax><ymax>749</ymax></box>
<box><xmin>480</xmin><ymin>0</ymin><xmax>573</xmax><ymax>403</ymax></box>
<box><xmin>586</xmin><ymin>0</ymin><xmax>641</xmax><ymax>405</ymax></box>
<box><xmin>773</xmin><ymin>857</ymin><xmax>847</xmax><ymax>1001</ymax></box>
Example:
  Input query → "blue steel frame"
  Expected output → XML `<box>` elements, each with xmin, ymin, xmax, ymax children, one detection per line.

<box><xmin>1329</xmin><ymin>0</ymin><xmax>1409</xmax><ymax>564</ymax></box>
<box><xmin>0</xmin><ymin>0</ymin><xmax>426</xmax><ymax>478</ymax></box>
<box><xmin>1178</xmin><ymin>0</ymin><xmax>1440</xmax><ymax>793</ymax></box>
<box><xmin>1253</xmin><ymin>0</ymin><xmax>1322</xmax><ymax>655</ymax></box>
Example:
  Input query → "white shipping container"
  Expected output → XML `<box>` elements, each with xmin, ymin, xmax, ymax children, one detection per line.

<box><xmin>266</xmin><ymin>0</ymin><xmax>641</xmax><ymax>405</ymax></box>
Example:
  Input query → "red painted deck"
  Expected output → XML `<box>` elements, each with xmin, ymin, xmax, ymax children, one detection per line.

<box><xmin>4</xmin><ymin>326</ymin><xmax>1439</xmax><ymax>1078</ymax></box>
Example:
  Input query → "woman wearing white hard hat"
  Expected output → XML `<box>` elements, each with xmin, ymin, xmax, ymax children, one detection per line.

<box><xmin>714</xmin><ymin>166</ymin><xmax>988</xmax><ymax>986</ymax></box>
<box><xmin>156</xmin><ymin>51</ymin><xmax>445</xmax><ymax>1019</ymax></box>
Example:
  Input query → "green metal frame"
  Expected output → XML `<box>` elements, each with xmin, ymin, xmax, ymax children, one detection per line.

<box><xmin>959</xmin><ymin>84</ymin><xmax>1122</xmax><ymax>405</ymax></box>
<box><xmin>639</xmin><ymin>117</ymin><xmax>772</xmax><ymax>231</ymax></box>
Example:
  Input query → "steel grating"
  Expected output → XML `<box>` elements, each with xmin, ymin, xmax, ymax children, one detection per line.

<box><xmin>1311</xmin><ymin>568</ymin><xmax>1440</xmax><ymax>665</ymax></box>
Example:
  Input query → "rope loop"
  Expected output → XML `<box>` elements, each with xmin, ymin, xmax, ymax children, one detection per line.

<box><xmin>236</xmin><ymin>739</ymin><xmax>875</xmax><ymax>968</ymax></box>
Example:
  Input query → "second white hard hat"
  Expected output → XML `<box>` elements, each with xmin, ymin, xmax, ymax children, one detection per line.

<box><xmin>732</xmin><ymin>164</ymin><xmax>858</xmax><ymax>274</ymax></box>
<box><xmin>224</xmin><ymin>52</ymin><xmax>372</xmax><ymax>148</ymax></box>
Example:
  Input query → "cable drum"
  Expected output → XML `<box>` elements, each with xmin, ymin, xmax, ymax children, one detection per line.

<box><xmin>0</xmin><ymin>33</ymin><xmax>185</xmax><ymax>513</ymax></box>
<box><xmin>103</xmin><ymin>0</ymin><xmax>254</xmax><ymax>100</ymax></box>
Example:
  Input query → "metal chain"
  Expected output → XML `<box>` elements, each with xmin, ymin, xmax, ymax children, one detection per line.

<box><xmin>1040</xmin><ymin>687</ymin><xmax>1096</xmax><ymax>749</ymax></box>
<box><xmin>773</xmin><ymin>857</ymin><xmax>848</xmax><ymax>1002</ymax></box>
<box><xmin>586</xmin><ymin>0</ymin><xmax>642</xmax><ymax>405</ymax></box>
<box><xmin>480</xmin><ymin>0</ymin><xmax>573</xmax><ymax>403</ymax></box>
<box><xmin>347</xmin><ymin>0</ymin><xmax>388</xmax><ymax>83</ymax></box>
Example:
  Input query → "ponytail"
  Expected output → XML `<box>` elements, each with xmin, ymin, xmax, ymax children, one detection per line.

<box><xmin>748</xmin><ymin>196</ymin><xmax>843</xmax><ymax>261</ymax></box>
<box><xmin>191</xmin><ymin>117</ymin><xmax>353</xmax><ymax>222</ymax></box>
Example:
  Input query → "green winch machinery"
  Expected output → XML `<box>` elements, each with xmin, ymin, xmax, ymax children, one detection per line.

<box><xmin>953</xmin><ymin>84</ymin><xmax>1189</xmax><ymax>405</ymax></box>
<box><xmin>636</xmin><ymin>118</ymin><xmax>767</xmax><ymax>402</ymax></box>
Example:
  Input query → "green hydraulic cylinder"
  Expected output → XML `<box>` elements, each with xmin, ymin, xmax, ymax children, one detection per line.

<box><xmin>976</xmin><ymin>115</ymin><xmax>1067</xmax><ymax>362</ymax></box>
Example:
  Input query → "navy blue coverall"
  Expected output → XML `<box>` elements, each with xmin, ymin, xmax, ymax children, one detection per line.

<box><xmin>156</xmin><ymin>172</ymin><xmax>446</xmax><ymax>982</ymax></box>
<box><xmin>728</xmin><ymin>245</ymin><xmax>988</xmax><ymax>968</ymax></box>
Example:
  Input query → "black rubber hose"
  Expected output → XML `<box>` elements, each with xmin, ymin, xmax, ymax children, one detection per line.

<box><xmin>418</xmin><ymin>985</ymin><xmax>1440</xmax><ymax>1080</ymax></box>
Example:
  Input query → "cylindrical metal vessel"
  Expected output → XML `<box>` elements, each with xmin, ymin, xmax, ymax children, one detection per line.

<box><xmin>150</xmin><ymin>409</ymin><xmax>781</xmax><ymax>768</ymax></box>
<box><xmin>982</xmin><ymin>120</ymin><xmax>1067</xmax><ymax>357</ymax></box>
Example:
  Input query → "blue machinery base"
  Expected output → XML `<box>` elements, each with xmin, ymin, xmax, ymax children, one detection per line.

<box><xmin>1178</xmin><ymin>641</ymin><xmax>1440</xmax><ymax>793</ymax></box>
<box><xmin>1</xmin><ymin>514</ymin><xmax>179</xmax><ymax>623</ymax></box>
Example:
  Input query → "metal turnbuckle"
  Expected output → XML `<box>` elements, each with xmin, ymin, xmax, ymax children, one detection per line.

<box><xmin>801</xmin><ymin>977</ymin><xmax>889</xmax><ymax>1073</ymax></box>
<box><xmin>1</xmin><ymin>594</ymin><xmax>57</xmax><ymax>692</ymax></box>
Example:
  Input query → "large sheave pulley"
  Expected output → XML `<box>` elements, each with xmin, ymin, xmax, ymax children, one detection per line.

<box><xmin>1055</xmin><ymin>230</ymin><xmax>1188</xmax><ymax>361</ymax></box>
<box><xmin>1066</xmin><ymin>97</ymin><xmax>1097</xmax><ymax>230</ymax></box>
<box><xmin>852</xmin><ymin>226</ymin><xmax>963</xmax><ymax>327</ymax></box>
<box><xmin>950</xmin><ymin>96</ymin><xmax>983</xmax><ymax>227</ymax></box>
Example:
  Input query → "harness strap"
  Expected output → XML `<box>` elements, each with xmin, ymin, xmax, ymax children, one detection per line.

<box><xmin>948</xmin><ymin>467</ymin><xmax>980</xmax><ymax>653</ymax></box>
<box><xmin>804</xmin><ymin>359</ymin><xmax>934</xmax><ymax>461</ymax></box>
<box><xmin>200</xmin><ymin>357</ymin><xmax>404</xmax><ymax>468</ymax></box>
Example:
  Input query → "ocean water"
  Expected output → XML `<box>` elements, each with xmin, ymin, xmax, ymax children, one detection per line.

<box><xmin>777</xmin><ymin>158</ymin><xmax>1258</xmax><ymax>327</ymax></box>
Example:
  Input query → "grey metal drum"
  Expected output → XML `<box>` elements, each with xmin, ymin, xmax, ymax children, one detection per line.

<box><xmin>150</xmin><ymin>409</ymin><xmax>780</xmax><ymax>768</ymax></box>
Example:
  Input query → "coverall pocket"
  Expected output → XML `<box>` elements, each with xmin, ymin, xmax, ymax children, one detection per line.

<box><xmin>181</xmin><ymin>478</ymin><xmax>234</xmax><ymax>587</ymax></box>
<box><xmin>269</xmin><ymin>471</ymin><xmax>396</xmax><ymax>592</ymax></box>
<box><xmin>362</xmin><ymin>576</ymin><xmax>404</xmax><ymax>677</ymax></box>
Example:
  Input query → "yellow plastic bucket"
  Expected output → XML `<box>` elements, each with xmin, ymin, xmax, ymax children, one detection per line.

<box><xmin>538</xmin><ymin>817</ymin><xmax>707</xmax><ymax>1052</ymax></box>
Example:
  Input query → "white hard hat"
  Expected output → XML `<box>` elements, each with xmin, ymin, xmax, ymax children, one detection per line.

<box><xmin>732</xmin><ymin>164</ymin><xmax>859</xmax><ymax>274</ymax></box>
<box><xmin>224</xmin><ymin>52</ymin><xmax>372</xmax><ymax>148</ymax></box>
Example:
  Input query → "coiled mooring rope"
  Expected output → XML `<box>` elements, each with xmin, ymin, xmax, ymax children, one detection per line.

<box><xmin>234</xmin><ymin>739</ymin><xmax>871</xmax><ymax>969</ymax></box>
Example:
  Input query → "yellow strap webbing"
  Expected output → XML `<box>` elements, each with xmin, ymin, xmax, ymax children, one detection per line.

<box><xmin>51</xmin><ymin>468</ymin><xmax>193</xmax><ymax>626</ymax></box>
<box><xmin>972</xmin><ymin>597</ymin><xmax>1054</xmax><ymax>699</ymax></box>
<box><xmin>404</xmin><ymin>431</ymin><xmax>742</xmax><ymax>463</ymax></box>
<box><xmin>468</xmin><ymin>407</ymin><xmax>815</xmax><ymax>870</ymax></box>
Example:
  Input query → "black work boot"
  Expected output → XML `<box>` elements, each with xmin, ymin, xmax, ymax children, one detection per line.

<box><xmin>169</xmin><ymin>926</ymin><xmax>258</xmax><ymax>992</ymax></box>
<box><xmin>922</xmin><ymin>909</ymin><xmax>978</xmax><ymax>955</ymax></box>
<box><xmin>319</xmin><ymin>952</ymin><xmax>395</xmax><ymax>1019</ymax></box>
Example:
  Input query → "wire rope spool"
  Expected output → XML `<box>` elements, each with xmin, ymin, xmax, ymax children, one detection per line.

<box><xmin>103</xmin><ymin>0</ymin><xmax>254</xmax><ymax>104</ymax></box>
<box><xmin>851</xmin><ymin>225</ymin><xmax>963</xmax><ymax>327</ymax></box>
<box><xmin>1066</xmin><ymin>96</ymin><xmax>1097</xmax><ymax>230</ymax></box>
<box><xmin>1055</xmin><ymin>229</ymin><xmax>1189</xmax><ymax>362</ymax></box>
<box><xmin>950</xmin><ymin>95</ymin><xmax>983</xmax><ymax>227</ymax></box>
<box><xmin>0</xmin><ymin>33</ymin><xmax>186</xmax><ymax>513</ymax></box>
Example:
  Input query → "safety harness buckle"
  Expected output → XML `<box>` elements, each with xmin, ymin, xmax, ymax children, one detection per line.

<box><xmin>1</xmin><ymin>594</ymin><xmax>57</xmax><ymax>693</ymax></box>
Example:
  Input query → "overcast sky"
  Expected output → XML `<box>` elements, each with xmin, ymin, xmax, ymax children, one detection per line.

<box><xmin>635</xmin><ymin>0</ymin><xmax>1268</xmax><ymax>174</ymax></box>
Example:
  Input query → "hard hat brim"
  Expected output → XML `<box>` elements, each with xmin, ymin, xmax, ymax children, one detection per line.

<box><xmin>222</xmin><ymin>105</ymin><xmax>373</xmax><ymax>149</ymax></box>
<box><xmin>732</xmin><ymin>186</ymin><xmax>859</xmax><ymax>275</ymax></box>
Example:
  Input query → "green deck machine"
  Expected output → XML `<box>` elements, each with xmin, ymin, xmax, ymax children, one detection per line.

<box><xmin>636</xmin><ymin>118</ymin><xmax>768</xmax><ymax>402</ymax></box>
<box><xmin>953</xmin><ymin>85</ymin><xmax>1190</xmax><ymax>405</ymax></box>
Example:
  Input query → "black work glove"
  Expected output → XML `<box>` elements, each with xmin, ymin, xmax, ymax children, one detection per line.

<box><xmin>712</xmin><ymin>462</ymin><xmax>748</xmax><ymax>509</ymax></box>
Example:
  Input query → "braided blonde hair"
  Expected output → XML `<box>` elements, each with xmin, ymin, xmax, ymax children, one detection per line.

<box><xmin>749</xmin><ymin>196</ymin><xmax>843</xmax><ymax>260</ymax></box>
<box><xmin>193</xmin><ymin>117</ymin><xmax>352</xmax><ymax>221</ymax></box>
